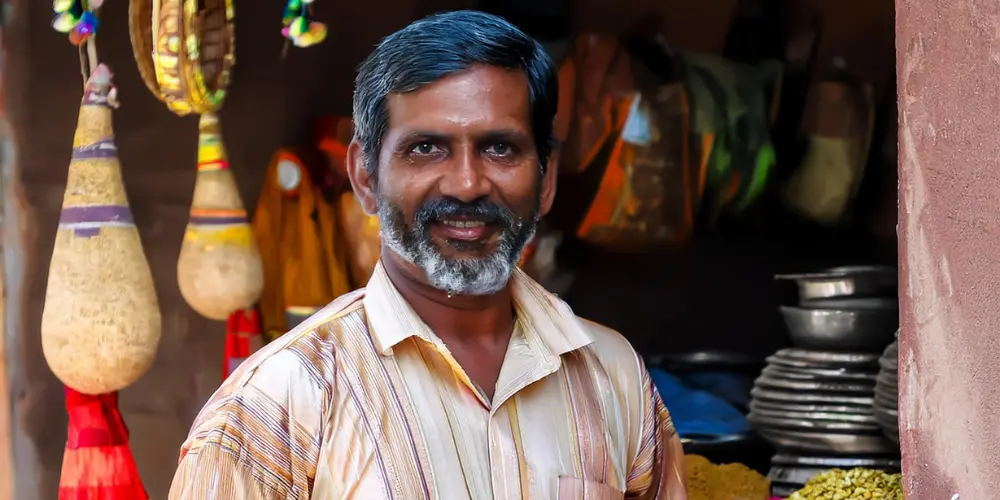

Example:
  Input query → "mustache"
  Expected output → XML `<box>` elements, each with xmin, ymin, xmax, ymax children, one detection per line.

<box><xmin>413</xmin><ymin>197</ymin><xmax>516</xmax><ymax>228</ymax></box>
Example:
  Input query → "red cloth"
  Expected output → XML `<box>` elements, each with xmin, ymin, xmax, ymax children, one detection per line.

<box><xmin>58</xmin><ymin>388</ymin><xmax>148</xmax><ymax>500</ymax></box>
<box><xmin>223</xmin><ymin>308</ymin><xmax>262</xmax><ymax>381</ymax></box>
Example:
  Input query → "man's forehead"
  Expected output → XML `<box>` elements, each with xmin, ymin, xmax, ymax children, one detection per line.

<box><xmin>384</xmin><ymin>66</ymin><xmax>531</xmax><ymax>140</ymax></box>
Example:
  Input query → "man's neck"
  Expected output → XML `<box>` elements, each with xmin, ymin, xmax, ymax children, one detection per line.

<box><xmin>380</xmin><ymin>247</ymin><xmax>515</xmax><ymax>348</ymax></box>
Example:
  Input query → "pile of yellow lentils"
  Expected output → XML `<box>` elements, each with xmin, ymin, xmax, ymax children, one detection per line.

<box><xmin>685</xmin><ymin>454</ymin><xmax>771</xmax><ymax>500</ymax></box>
<box><xmin>788</xmin><ymin>468</ymin><xmax>903</xmax><ymax>500</ymax></box>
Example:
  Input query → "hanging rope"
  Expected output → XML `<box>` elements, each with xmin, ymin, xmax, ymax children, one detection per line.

<box><xmin>53</xmin><ymin>0</ymin><xmax>101</xmax><ymax>88</ymax></box>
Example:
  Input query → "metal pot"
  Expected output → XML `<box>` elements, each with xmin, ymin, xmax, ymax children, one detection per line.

<box><xmin>776</xmin><ymin>265</ymin><xmax>898</xmax><ymax>303</ymax></box>
<box><xmin>780</xmin><ymin>302</ymin><xmax>899</xmax><ymax>353</ymax></box>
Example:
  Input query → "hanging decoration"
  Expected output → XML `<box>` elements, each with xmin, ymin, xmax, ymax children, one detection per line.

<box><xmin>52</xmin><ymin>0</ymin><xmax>101</xmax><ymax>46</ymax></box>
<box><xmin>176</xmin><ymin>114</ymin><xmax>264</xmax><ymax>320</ymax></box>
<box><xmin>281</xmin><ymin>0</ymin><xmax>327</xmax><ymax>48</ymax></box>
<box><xmin>222</xmin><ymin>308</ymin><xmax>262</xmax><ymax>380</ymax></box>
<box><xmin>59</xmin><ymin>388</ymin><xmax>147</xmax><ymax>499</ymax></box>
<box><xmin>44</xmin><ymin>8</ymin><xmax>155</xmax><ymax>497</ymax></box>
<box><xmin>129</xmin><ymin>0</ymin><xmax>264</xmax><ymax>321</ymax></box>
<box><xmin>129</xmin><ymin>0</ymin><xmax>235</xmax><ymax>115</ymax></box>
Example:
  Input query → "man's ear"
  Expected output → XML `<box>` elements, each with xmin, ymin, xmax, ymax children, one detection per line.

<box><xmin>537</xmin><ymin>156</ymin><xmax>559</xmax><ymax>218</ymax></box>
<box><xmin>346</xmin><ymin>140</ymin><xmax>378</xmax><ymax>215</ymax></box>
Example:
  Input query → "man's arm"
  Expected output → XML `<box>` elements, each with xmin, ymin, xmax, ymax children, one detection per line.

<box><xmin>170</xmin><ymin>436</ymin><xmax>288</xmax><ymax>499</ymax></box>
<box><xmin>625</xmin><ymin>369</ymin><xmax>687</xmax><ymax>499</ymax></box>
<box><xmin>168</xmin><ymin>350</ymin><xmax>329</xmax><ymax>499</ymax></box>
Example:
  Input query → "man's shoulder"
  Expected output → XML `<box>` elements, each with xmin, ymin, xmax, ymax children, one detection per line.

<box><xmin>181</xmin><ymin>289</ymin><xmax>373</xmax><ymax>456</ymax></box>
<box><xmin>576</xmin><ymin>316</ymin><xmax>644</xmax><ymax>371</ymax></box>
<box><xmin>570</xmin><ymin>316</ymin><xmax>653</xmax><ymax>441</ymax></box>
<box><xmin>227</xmin><ymin>289</ymin><xmax>369</xmax><ymax>388</ymax></box>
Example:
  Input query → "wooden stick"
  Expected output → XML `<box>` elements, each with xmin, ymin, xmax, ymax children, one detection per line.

<box><xmin>78</xmin><ymin>45</ymin><xmax>88</xmax><ymax>89</ymax></box>
<box><xmin>86</xmin><ymin>35</ymin><xmax>98</xmax><ymax>75</ymax></box>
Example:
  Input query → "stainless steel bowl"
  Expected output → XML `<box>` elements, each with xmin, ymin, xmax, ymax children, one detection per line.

<box><xmin>776</xmin><ymin>265</ymin><xmax>898</xmax><ymax>302</ymax></box>
<box><xmin>780</xmin><ymin>304</ymin><xmax>899</xmax><ymax>353</ymax></box>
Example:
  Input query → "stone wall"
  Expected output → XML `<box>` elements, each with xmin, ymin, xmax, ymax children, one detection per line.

<box><xmin>896</xmin><ymin>0</ymin><xmax>1000</xmax><ymax>497</ymax></box>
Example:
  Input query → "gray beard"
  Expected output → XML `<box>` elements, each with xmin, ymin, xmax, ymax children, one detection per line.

<box><xmin>376</xmin><ymin>200</ymin><xmax>536</xmax><ymax>296</ymax></box>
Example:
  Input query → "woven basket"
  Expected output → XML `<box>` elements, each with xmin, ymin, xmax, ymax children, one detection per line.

<box><xmin>127</xmin><ymin>0</ymin><xmax>162</xmax><ymax>102</ymax></box>
<box><xmin>177</xmin><ymin>113</ymin><xmax>263</xmax><ymax>320</ymax></box>
<box><xmin>41</xmin><ymin>66</ymin><xmax>161</xmax><ymax>395</ymax></box>
<box><xmin>128</xmin><ymin>0</ymin><xmax>233</xmax><ymax>114</ymax></box>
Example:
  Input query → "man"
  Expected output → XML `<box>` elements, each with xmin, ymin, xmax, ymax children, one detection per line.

<box><xmin>169</xmin><ymin>10</ymin><xmax>686</xmax><ymax>499</ymax></box>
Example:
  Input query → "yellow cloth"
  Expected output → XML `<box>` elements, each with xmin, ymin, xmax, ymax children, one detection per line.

<box><xmin>337</xmin><ymin>191</ymin><xmax>382</xmax><ymax>289</ymax></box>
<box><xmin>168</xmin><ymin>263</ymin><xmax>687</xmax><ymax>499</ymax></box>
<box><xmin>251</xmin><ymin>149</ymin><xmax>352</xmax><ymax>340</ymax></box>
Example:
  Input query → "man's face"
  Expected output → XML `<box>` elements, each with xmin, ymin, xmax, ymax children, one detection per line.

<box><xmin>349</xmin><ymin>65</ymin><xmax>557</xmax><ymax>295</ymax></box>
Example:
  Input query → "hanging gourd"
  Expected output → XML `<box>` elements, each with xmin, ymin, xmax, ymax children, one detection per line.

<box><xmin>281</xmin><ymin>0</ymin><xmax>327</xmax><ymax>48</ymax></box>
<box><xmin>129</xmin><ymin>0</ymin><xmax>264</xmax><ymax>320</ymax></box>
<box><xmin>177</xmin><ymin>114</ymin><xmax>263</xmax><ymax>319</ymax></box>
<box><xmin>42</xmin><ymin>63</ymin><xmax>161</xmax><ymax>396</ymax></box>
<box><xmin>45</xmin><ymin>2</ymin><xmax>153</xmax><ymax>496</ymax></box>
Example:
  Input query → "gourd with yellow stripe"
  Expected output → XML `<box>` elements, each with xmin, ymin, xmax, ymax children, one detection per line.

<box><xmin>177</xmin><ymin>113</ymin><xmax>264</xmax><ymax>320</ymax></box>
<box><xmin>41</xmin><ymin>65</ymin><xmax>162</xmax><ymax>395</ymax></box>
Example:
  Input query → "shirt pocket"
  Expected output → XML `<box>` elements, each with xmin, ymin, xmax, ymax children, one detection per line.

<box><xmin>557</xmin><ymin>476</ymin><xmax>624</xmax><ymax>500</ymax></box>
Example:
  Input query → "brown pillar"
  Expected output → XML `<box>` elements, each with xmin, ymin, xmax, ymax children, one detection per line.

<box><xmin>896</xmin><ymin>0</ymin><xmax>1000</xmax><ymax>497</ymax></box>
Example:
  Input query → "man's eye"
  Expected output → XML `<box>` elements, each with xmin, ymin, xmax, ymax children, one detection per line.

<box><xmin>410</xmin><ymin>142</ymin><xmax>440</xmax><ymax>155</ymax></box>
<box><xmin>486</xmin><ymin>143</ymin><xmax>512</xmax><ymax>156</ymax></box>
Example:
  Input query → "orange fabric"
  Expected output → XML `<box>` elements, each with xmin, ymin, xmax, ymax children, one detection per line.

<box><xmin>556</xmin><ymin>34</ymin><xmax>700</xmax><ymax>250</ymax></box>
<box><xmin>59</xmin><ymin>388</ymin><xmax>147</xmax><ymax>500</ymax></box>
<box><xmin>316</xmin><ymin>116</ymin><xmax>354</xmax><ymax>178</ymax></box>
<box><xmin>678</xmin><ymin>90</ymin><xmax>695</xmax><ymax>236</ymax></box>
<box><xmin>551</xmin><ymin>57</ymin><xmax>577</xmax><ymax>173</ymax></box>
<box><xmin>338</xmin><ymin>192</ymin><xmax>382</xmax><ymax>287</ymax></box>
<box><xmin>575</xmin><ymin>95</ymin><xmax>637</xmax><ymax>240</ymax></box>
<box><xmin>552</xmin><ymin>35</ymin><xmax>632</xmax><ymax>175</ymax></box>
<box><xmin>252</xmin><ymin>150</ymin><xmax>352</xmax><ymax>340</ymax></box>
<box><xmin>575</xmin><ymin>86</ymin><xmax>699</xmax><ymax>248</ymax></box>
<box><xmin>698</xmin><ymin>134</ymin><xmax>715</xmax><ymax>204</ymax></box>
<box><xmin>316</xmin><ymin>117</ymin><xmax>384</xmax><ymax>288</ymax></box>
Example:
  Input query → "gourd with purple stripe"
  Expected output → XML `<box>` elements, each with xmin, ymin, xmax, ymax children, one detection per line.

<box><xmin>41</xmin><ymin>65</ymin><xmax>162</xmax><ymax>394</ymax></box>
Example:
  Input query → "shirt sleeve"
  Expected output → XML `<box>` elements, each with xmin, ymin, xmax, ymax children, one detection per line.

<box><xmin>625</xmin><ymin>368</ymin><xmax>688</xmax><ymax>500</ymax></box>
<box><xmin>168</xmin><ymin>349</ymin><xmax>331</xmax><ymax>500</ymax></box>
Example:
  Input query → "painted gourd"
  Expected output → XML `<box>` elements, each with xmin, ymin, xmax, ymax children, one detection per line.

<box><xmin>41</xmin><ymin>65</ymin><xmax>162</xmax><ymax>395</ymax></box>
<box><xmin>177</xmin><ymin>113</ymin><xmax>264</xmax><ymax>320</ymax></box>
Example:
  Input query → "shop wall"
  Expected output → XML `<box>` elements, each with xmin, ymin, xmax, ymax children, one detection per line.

<box><xmin>896</xmin><ymin>0</ymin><xmax>1000</xmax><ymax>496</ymax></box>
<box><xmin>1</xmin><ymin>0</ymin><xmax>895</xmax><ymax>499</ymax></box>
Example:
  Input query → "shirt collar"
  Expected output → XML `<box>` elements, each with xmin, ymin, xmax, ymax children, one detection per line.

<box><xmin>363</xmin><ymin>261</ymin><xmax>594</xmax><ymax>357</ymax></box>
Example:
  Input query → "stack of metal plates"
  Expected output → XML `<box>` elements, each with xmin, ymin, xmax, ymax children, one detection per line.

<box><xmin>874</xmin><ymin>339</ymin><xmax>899</xmax><ymax>445</ymax></box>
<box><xmin>748</xmin><ymin>348</ymin><xmax>899</xmax><ymax>493</ymax></box>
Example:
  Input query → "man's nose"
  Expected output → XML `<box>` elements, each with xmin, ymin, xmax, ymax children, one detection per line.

<box><xmin>438</xmin><ymin>149</ymin><xmax>491</xmax><ymax>202</ymax></box>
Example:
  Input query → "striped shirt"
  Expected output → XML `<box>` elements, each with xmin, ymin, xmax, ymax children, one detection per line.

<box><xmin>168</xmin><ymin>263</ymin><xmax>687</xmax><ymax>499</ymax></box>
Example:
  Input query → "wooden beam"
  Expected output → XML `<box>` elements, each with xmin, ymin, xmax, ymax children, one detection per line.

<box><xmin>0</xmin><ymin>9</ymin><xmax>11</xmax><ymax>497</ymax></box>
<box><xmin>1</xmin><ymin>2</ymin><xmax>35</xmax><ymax>497</ymax></box>
<box><xmin>0</xmin><ymin>208</ymin><xmax>10</xmax><ymax>500</ymax></box>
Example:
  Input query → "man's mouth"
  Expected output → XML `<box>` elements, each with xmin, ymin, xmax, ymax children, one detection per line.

<box><xmin>432</xmin><ymin>217</ymin><xmax>497</xmax><ymax>242</ymax></box>
<box><xmin>440</xmin><ymin>219</ymin><xmax>487</xmax><ymax>228</ymax></box>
